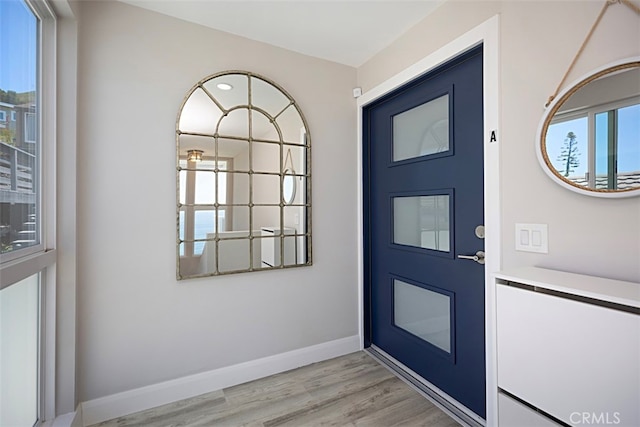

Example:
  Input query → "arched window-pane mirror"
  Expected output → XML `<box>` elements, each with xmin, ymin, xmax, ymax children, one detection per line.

<box><xmin>537</xmin><ymin>58</ymin><xmax>640</xmax><ymax>198</ymax></box>
<box><xmin>176</xmin><ymin>71</ymin><xmax>312</xmax><ymax>279</ymax></box>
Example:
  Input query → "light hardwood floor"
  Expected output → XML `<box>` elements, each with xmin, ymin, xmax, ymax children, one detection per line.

<box><xmin>91</xmin><ymin>351</ymin><xmax>460</xmax><ymax>426</ymax></box>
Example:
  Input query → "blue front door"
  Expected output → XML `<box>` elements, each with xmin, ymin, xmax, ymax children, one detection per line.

<box><xmin>363</xmin><ymin>46</ymin><xmax>485</xmax><ymax>418</ymax></box>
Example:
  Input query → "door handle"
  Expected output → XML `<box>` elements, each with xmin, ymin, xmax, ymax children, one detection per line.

<box><xmin>457</xmin><ymin>250</ymin><xmax>485</xmax><ymax>265</ymax></box>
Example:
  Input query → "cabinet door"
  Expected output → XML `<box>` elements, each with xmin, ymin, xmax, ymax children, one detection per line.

<box><xmin>497</xmin><ymin>284</ymin><xmax>640</xmax><ymax>426</ymax></box>
<box><xmin>498</xmin><ymin>392</ymin><xmax>559</xmax><ymax>427</ymax></box>
<box><xmin>261</xmin><ymin>229</ymin><xmax>275</xmax><ymax>267</ymax></box>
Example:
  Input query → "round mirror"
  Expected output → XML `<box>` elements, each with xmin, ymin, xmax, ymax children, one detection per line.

<box><xmin>283</xmin><ymin>169</ymin><xmax>296</xmax><ymax>205</ymax></box>
<box><xmin>537</xmin><ymin>58</ymin><xmax>640</xmax><ymax>198</ymax></box>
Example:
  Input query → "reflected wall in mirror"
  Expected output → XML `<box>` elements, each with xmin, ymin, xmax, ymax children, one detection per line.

<box><xmin>538</xmin><ymin>59</ymin><xmax>640</xmax><ymax>198</ymax></box>
<box><xmin>176</xmin><ymin>71</ymin><xmax>311</xmax><ymax>279</ymax></box>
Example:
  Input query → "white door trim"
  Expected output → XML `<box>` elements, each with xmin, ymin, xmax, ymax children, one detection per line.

<box><xmin>356</xmin><ymin>15</ymin><xmax>501</xmax><ymax>425</ymax></box>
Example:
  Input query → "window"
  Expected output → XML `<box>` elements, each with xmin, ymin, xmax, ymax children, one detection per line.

<box><xmin>179</xmin><ymin>158</ymin><xmax>232</xmax><ymax>256</ymax></box>
<box><xmin>24</xmin><ymin>111</ymin><xmax>37</xmax><ymax>143</ymax></box>
<box><xmin>1</xmin><ymin>0</ymin><xmax>39</xmax><ymax>258</ymax></box>
<box><xmin>0</xmin><ymin>0</ymin><xmax>56</xmax><ymax>424</ymax></box>
<box><xmin>0</xmin><ymin>111</ymin><xmax>6</xmax><ymax>121</ymax></box>
<box><xmin>547</xmin><ymin>97</ymin><xmax>640</xmax><ymax>190</ymax></box>
<box><xmin>0</xmin><ymin>273</ymin><xmax>40</xmax><ymax>426</ymax></box>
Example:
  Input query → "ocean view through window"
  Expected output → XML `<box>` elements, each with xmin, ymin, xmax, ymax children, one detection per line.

<box><xmin>179</xmin><ymin>158</ymin><xmax>229</xmax><ymax>256</ymax></box>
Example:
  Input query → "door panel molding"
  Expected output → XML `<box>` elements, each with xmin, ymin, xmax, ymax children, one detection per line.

<box><xmin>389</xmin><ymin>274</ymin><xmax>457</xmax><ymax>363</ymax></box>
<box><xmin>388</xmin><ymin>83</ymin><xmax>455</xmax><ymax>166</ymax></box>
<box><xmin>356</xmin><ymin>15</ymin><xmax>500</xmax><ymax>425</ymax></box>
<box><xmin>389</xmin><ymin>189</ymin><xmax>455</xmax><ymax>259</ymax></box>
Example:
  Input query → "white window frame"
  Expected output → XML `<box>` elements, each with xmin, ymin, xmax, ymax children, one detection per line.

<box><xmin>25</xmin><ymin>111</ymin><xmax>37</xmax><ymax>143</ymax></box>
<box><xmin>0</xmin><ymin>0</ymin><xmax>57</xmax><ymax>424</ymax></box>
<box><xmin>551</xmin><ymin>95</ymin><xmax>640</xmax><ymax>189</ymax></box>
<box><xmin>179</xmin><ymin>157</ymin><xmax>233</xmax><ymax>257</ymax></box>
<box><xmin>11</xmin><ymin>111</ymin><xmax>17</xmax><ymax>121</ymax></box>
<box><xmin>0</xmin><ymin>111</ymin><xmax>6</xmax><ymax>121</ymax></box>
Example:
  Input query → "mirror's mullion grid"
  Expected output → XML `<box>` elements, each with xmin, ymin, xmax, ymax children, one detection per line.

<box><xmin>177</xmin><ymin>71</ymin><xmax>312</xmax><ymax>278</ymax></box>
<box><xmin>211</xmin><ymin>89</ymin><xmax>227</xmax><ymax>276</ymax></box>
<box><xmin>270</xmin><ymin>98</ymin><xmax>295</xmax><ymax>260</ymax></box>
<box><xmin>275</xmin><ymin>102</ymin><xmax>287</xmax><ymax>269</ymax></box>
<box><xmin>248</xmin><ymin>75</ymin><xmax>255</xmax><ymax>271</ymax></box>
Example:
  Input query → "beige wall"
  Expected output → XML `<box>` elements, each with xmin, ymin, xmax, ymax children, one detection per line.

<box><xmin>75</xmin><ymin>1</ymin><xmax>358</xmax><ymax>402</ymax></box>
<box><xmin>358</xmin><ymin>0</ymin><xmax>640</xmax><ymax>282</ymax></box>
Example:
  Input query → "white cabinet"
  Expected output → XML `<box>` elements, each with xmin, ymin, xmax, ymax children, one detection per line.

<box><xmin>498</xmin><ymin>392</ymin><xmax>559</xmax><ymax>427</ymax></box>
<box><xmin>260</xmin><ymin>227</ymin><xmax>296</xmax><ymax>267</ymax></box>
<box><xmin>494</xmin><ymin>268</ymin><xmax>640</xmax><ymax>427</ymax></box>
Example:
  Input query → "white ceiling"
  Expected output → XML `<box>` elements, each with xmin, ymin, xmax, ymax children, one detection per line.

<box><xmin>118</xmin><ymin>0</ymin><xmax>445</xmax><ymax>67</ymax></box>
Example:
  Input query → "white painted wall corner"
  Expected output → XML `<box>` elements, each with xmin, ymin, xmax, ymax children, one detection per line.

<box><xmin>41</xmin><ymin>405</ymin><xmax>82</xmax><ymax>427</ymax></box>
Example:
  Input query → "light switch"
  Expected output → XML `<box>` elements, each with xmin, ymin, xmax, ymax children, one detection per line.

<box><xmin>515</xmin><ymin>223</ymin><xmax>548</xmax><ymax>253</ymax></box>
<box><xmin>531</xmin><ymin>230</ymin><xmax>542</xmax><ymax>247</ymax></box>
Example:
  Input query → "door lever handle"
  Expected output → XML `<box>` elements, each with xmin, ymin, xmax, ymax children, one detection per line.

<box><xmin>457</xmin><ymin>250</ymin><xmax>485</xmax><ymax>265</ymax></box>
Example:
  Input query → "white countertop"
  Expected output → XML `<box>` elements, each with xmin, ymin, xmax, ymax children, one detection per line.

<box><xmin>494</xmin><ymin>266</ymin><xmax>640</xmax><ymax>309</ymax></box>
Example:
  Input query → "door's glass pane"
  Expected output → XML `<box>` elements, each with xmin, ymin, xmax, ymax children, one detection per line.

<box><xmin>0</xmin><ymin>0</ymin><xmax>39</xmax><ymax>257</ymax></box>
<box><xmin>394</xmin><ymin>279</ymin><xmax>451</xmax><ymax>353</ymax></box>
<box><xmin>0</xmin><ymin>273</ymin><xmax>39</xmax><ymax>427</ymax></box>
<box><xmin>394</xmin><ymin>195</ymin><xmax>450</xmax><ymax>252</ymax></box>
<box><xmin>393</xmin><ymin>94</ymin><xmax>449</xmax><ymax>161</ymax></box>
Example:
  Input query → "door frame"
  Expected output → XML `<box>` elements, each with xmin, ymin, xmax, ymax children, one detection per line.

<box><xmin>356</xmin><ymin>15</ymin><xmax>501</xmax><ymax>426</ymax></box>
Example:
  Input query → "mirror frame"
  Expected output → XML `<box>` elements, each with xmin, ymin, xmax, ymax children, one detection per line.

<box><xmin>175</xmin><ymin>71</ymin><xmax>312</xmax><ymax>279</ymax></box>
<box><xmin>536</xmin><ymin>57</ymin><xmax>640</xmax><ymax>198</ymax></box>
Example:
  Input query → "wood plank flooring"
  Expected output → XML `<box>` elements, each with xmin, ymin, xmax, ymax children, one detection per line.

<box><xmin>91</xmin><ymin>351</ymin><xmax>460</xmax><ymax>427</ymax></box>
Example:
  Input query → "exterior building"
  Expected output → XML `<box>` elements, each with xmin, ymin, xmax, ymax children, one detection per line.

<box><xmin>0</xmin><ymin>100</ymin><xmax>37</xmax><ymax>250</ymax></box>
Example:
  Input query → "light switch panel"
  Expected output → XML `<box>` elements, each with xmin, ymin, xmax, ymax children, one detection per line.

<box><xmin>515</xmin><ymin>223</ymin><xmax>548</xmax><ymax>253</ymax></box>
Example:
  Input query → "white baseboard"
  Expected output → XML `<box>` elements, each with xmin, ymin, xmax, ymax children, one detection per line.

<box><xmin>41</xmin><ymin>408</ymin><xmax>81</xmax><ymax>427</ymax></box>
<box><xmin>80</xmin><ymin>335</ymin><xmax>360</xmax><ymax>426</ymax></box>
